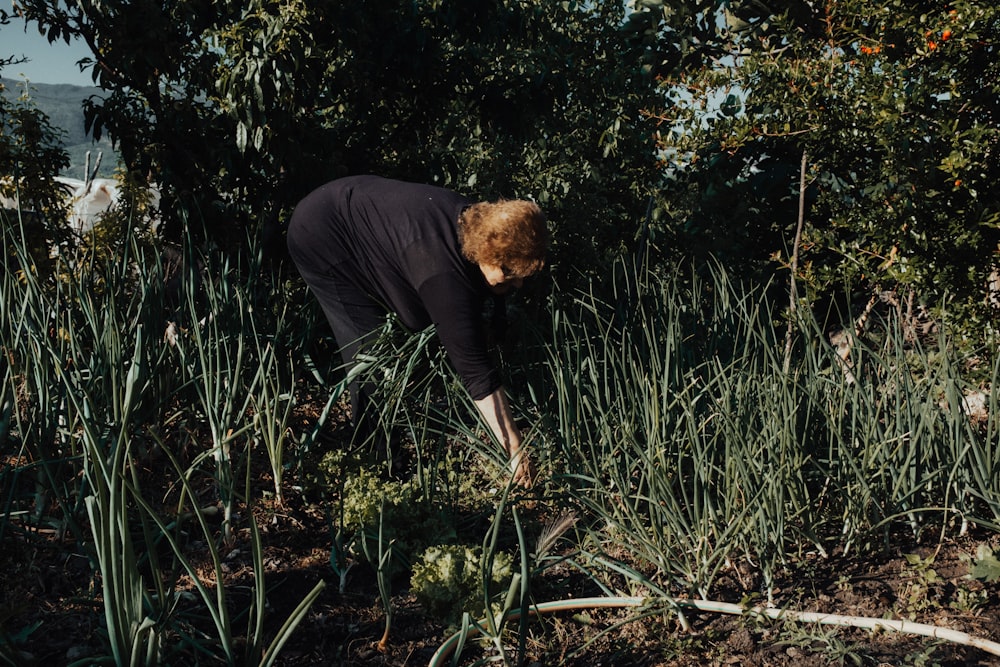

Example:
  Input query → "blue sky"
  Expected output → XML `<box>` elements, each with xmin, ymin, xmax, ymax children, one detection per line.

<box><xmin>1</xmin><ymin>18</ymin><xmax>95</xmax><ymax>86</ymax></box>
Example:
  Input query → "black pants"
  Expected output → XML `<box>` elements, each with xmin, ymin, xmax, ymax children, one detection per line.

<box><xmin>287</xmin><ymin>219</ymin><xmax>386</xmax><ymax>450</ymax></box>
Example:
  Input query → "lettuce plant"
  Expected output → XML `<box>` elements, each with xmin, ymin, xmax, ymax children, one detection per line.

<box><xmin>410</xmin><ymin>544</ymin><xmax>513</xmax><ymax>626</ymax></box>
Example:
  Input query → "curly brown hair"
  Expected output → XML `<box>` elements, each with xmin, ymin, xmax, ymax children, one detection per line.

<box><xmin>458</xmin><ymin>199</ymin><xmax>548</xmax><ymax>278</ymax></box>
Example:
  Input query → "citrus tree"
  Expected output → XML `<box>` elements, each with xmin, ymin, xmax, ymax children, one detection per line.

<box><xmin>642</xmin><ymin>0</ymin><xmax>1000</xmax><ymax>325</ymax></box>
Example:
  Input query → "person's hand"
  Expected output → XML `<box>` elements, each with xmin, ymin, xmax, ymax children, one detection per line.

<box><xmin>510</xmin><ymin>449</ymin><xmax>536</xmax><ymax>488</ymax></box>
<box><xmin>473</xmin><ymin>387</ymin><xmax>534</xmax><ymax>488</ymax></box>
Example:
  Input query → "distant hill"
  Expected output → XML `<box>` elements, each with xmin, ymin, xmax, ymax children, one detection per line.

<box><xmin>1</xmin><ymin>77</ymin><xmax>120</xmax><ymax>179</ymax></box>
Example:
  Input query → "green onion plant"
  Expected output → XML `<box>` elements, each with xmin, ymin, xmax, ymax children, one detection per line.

<box><xmin>173</xmin><ymin>247</ymin><xmax>261</xmax><ymax>543</ymax></box>
<box><xmin>1</xmin><ymin>212</ymin><xmax>324</xmax><ymax>664</ymax></box>
<box><xmin>538</xmin><ymin>256</ymin><xmax>1000</xmax><ymax>600</ymax></box>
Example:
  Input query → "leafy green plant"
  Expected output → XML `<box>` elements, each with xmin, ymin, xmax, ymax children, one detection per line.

<box><xmin>338</xmin><ymin>468</ymin><xmax>456</xmax><ymax>574</ymax></box>
<box><xmin>0</xmin><ymin>217</ymin><xmax>83</xmax><ymax>539</ymax></box>
<box><xmin>411</xmin><ymin>544</ymin><xmax>514</xmax><ymax>627</ymax></box>
<box><xmin>540</xmin><ymin>261</ymin><xmax>821</xmax><ymax>598</ymax></box>
<box><xmin>898</xmin><ymin>554</ymin><xmax>943</xmax><ymax>619</ymax></box>
<box><xmin>72</xmin><ymin>329</ymin><xmax>165</xmax><ymax>666</ymax></box>
<box><xmin>775</xmin><ymin>622</ymin><xmax>871</xmax><ymax>667</ymax></box>
<box><xmin>965</xmin><ymin>544</ymin><xmax>1000</xmax><ymax>583</ymax></box>
<box><xmin>7</xmin><ymin>221</ymin><xmax>172</xmax><ymax>665</ymax></box>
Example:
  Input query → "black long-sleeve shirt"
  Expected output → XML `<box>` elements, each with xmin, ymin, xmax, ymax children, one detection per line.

<box><xmin>289</xmin><ymin>175</ymin><xmax>502</xmax><ymax>400</ymax></box>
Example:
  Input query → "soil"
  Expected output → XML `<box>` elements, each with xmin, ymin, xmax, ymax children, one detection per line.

<box><xmin>3</xmin><ymin>404</ymin><xmax>1000</xmax><ymax>667</ymax></box>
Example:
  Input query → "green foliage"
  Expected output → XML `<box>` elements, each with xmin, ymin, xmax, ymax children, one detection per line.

<box><xmin>966</xmin><ymin>544</ymin><xmax>1000</xmax><ymax>583</ymax></box>
<box><xmin>0</xmin><ymin>78</ymin><xmax>70</xmax><ymax>220</ymax></box>
<box><xmin>775</xmin><ymin>624</ymin><xmax>871</xmax><ymax>667</ymax></box>
<box><xmin>536</xmin><ymin>257</ymin><xmax>1000</xmax><ymax>599</ymax></box>
<box><xmin>898</xmin><ymin>553</ymin><xmax>942</xmax><ymax>619</ymax></box>
<box><xmin>0</xmin><ymin>217</ymin><xmax>324</xmax><ymax>665</ymax></box>
<box><xmin>7</xmin><ymin>4</ymin><xmax>1000</xmax><ymax>657</ymax></box>
<box><xmin>9</xmin><ymin>0</ymin><xmax>1000</xmax><ymax>328</ymax></box>
<box><xmin>0</xmin><ymin>77</ymin><xmax>118</xmax><ymax>177</ymax></box>
<box><xmin>82</xmin><ymin>170</ymin><xmax>160</xmax><ymax>254</ymax></box>
<box><xmin>340</xmin><ymin>470</ymin><xmax>418</xmax><ymax>533</ymax></box>
<box><xmin>12</xmin><ymin>0</ymin><xmax>663</xmax><ymax>288</ymax></box>
<box><xmin>410</xmin><ymin>543</ymin><xmax>514</xmax><ymax>626</ymax></box>
<box><xmin>644</xmin><ymin>1</ymin><xmax>1000</xmax><ymax>324</ymax></box>
<box><xmin>337</xmin><ymin>467</ymin><xmax>456</xmax><ymax>572</ymax></box>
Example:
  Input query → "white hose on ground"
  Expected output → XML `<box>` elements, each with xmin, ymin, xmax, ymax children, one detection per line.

<box><xmin>428</xmin><ymin>596</ymin><xmax>1000</xmax><ymax>666</ymax></box>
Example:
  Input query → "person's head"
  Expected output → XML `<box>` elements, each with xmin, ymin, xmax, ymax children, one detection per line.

<box><xmin>459</xmin><ymin>199</ymin><xmax>548</xmax><ymax>294</ymax></box>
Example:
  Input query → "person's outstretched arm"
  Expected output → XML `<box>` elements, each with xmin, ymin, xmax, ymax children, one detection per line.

<box><xmin>474</xmin><ymin>386</ymin><xmax>536</xmax><ymax>487</ymax></box>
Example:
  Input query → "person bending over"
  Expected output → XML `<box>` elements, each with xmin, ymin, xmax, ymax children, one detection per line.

<box><xmin>287</xmin><ymin>175</ymin><xmax>547</xmax><ymax>486</ymax></box>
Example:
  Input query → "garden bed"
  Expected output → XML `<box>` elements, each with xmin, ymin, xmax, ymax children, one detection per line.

<box><xmin>4</xmin><ymin>430</ymin><xmax>1000</xmax><ymax>667</ymax></box>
